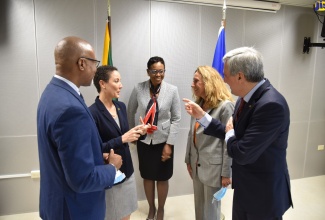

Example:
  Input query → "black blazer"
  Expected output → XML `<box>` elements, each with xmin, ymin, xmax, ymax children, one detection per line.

<box><xmin>89</xmin><ymin>97</ymin><xmax>134</xmax><ymax>178</ymax></box>
<box><xmin>204</xmin><ymin>79</ymin><xmax>293</xmax><ymax>217</ymax></box>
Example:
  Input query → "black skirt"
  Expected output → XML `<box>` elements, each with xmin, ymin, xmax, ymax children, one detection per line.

<box><xmin>137</xmin><ymin>141</ymin><xmax>174</xmax><ymax>181</ymax></box>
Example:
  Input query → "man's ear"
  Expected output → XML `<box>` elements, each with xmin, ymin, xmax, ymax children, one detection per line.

<box><xmin>238</xmin><ymin>72</ymin><xmax>244</xmax><ymax>80</ymax></box>
<box><xmin>77</xmin><ymin>58</ymin><xmax>85</xmax><ymax>70</ymax></box>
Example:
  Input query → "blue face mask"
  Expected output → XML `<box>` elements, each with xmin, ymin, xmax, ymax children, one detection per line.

<box><xmin>114</xmin><ymin>170</ymin><xmax>126</xmax><ymax>184</ymax></box>
<box><xmin>212</xmin><ymin>187</ymin><xmax>227</xmax><ymax>203</ymax></box>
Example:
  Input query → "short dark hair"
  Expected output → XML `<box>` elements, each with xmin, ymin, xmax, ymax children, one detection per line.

<box><xmin>93</xmin><ymin>65</ymin><xmax>118</xmax><ymax>93</ymax></box>
<box><xmin>147</xmin><ymin>56</ymin><xmax>165</xmax><ymax>69</ymax></box>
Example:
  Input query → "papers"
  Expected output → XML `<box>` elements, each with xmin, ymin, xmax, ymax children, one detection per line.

<box><xmin>114</xmin><ymin>170</ymin><xmax>126</xmax><ymax>184</ymax></box>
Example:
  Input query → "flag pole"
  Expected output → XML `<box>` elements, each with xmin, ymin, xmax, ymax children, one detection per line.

<box><xmin>107</xmin><ymin>0</ymin><xmax>111</xmax><ymax>17</ymax></box>
<box><xmin>212</xmin><ymin>0</ymin><xmax>227</xmax><ymax>78</ymax></box>
<box><xmin>222</xmin><ymin>0</ymin><xmax>227</xmax><ymax>28</ymax></box>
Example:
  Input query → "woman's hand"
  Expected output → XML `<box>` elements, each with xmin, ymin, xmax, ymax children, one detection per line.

<box><xmin>121</xmin><ymin>117</ymin><xmax>152</xmax><ymax>143</ymax></box>
<box><xmin>161</xmin><ymin>144</ymin><xmax>172</xmax><ymax>162</ymax></box>
<box><xmin>121</xmin><ymin>127</ymin><xmax>141</xmax><ymax>143</ymax></box>
<box><xmin>137</xmin><ymin>116</ymin><xmax>151</xmax><ymax>135</ymax></box>
<box><xmin>183</xmin><ymin>98</ymin><xmax>205</xmax><ymax>119</ymax></box>
<box><xmin>221</xmin><ymin>176</ymin><xmax>232</xmax><ymax>187</ymax></box>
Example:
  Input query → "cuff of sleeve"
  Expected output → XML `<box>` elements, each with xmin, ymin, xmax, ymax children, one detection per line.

<box><xmin>225</xmin><ymin>129</ymin><xmax>235</xmax><ymax>143</ymax></box>
<box><xmin>197</xmin><ymin>112</ymin><xmax>212</xmax><ymax>128</ymax></box>
<box><xmin>110</xmin><ymin>163</ymin><xmax>117</xmax><ymax>172</ymax></box>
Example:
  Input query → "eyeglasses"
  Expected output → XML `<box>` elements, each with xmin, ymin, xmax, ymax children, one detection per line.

<box><xmin>80</xmin><ymin>57</ymin><xmax>100</xmax><ymax>68</ymax></box>
<box><xmin>148</xmin><ymin>69</ymin><xmax>165</xmax><ymax>75</ymax></box>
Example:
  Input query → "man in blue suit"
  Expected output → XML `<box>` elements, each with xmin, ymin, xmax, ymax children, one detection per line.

<box><xmin>183</xmin><ymin>47</ymin><xmax>293</xmax><ymax>220</ymax></box>
<box><xmin>37</xmin><ymin>36</ymin><xmax>122</xmax><ymax>220</ymax></box>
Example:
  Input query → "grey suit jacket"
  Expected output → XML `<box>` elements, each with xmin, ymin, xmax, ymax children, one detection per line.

<box><xmin>127</xmin><ymin>80</ymin><xmax>181</xmax><ymax>145</ymax></box>
<box><xmin>185</xmin><ymin>100</ymin><xmax>234</xmax><ymax>187</ymax></box>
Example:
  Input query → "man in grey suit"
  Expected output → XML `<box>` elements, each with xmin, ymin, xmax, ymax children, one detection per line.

<box><xmin>183</xmin><ymin>47</ymin><xmax>293</xmax><ymax>220</ymax></box>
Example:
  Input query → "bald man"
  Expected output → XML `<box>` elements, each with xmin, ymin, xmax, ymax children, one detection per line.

<box><xmin>37</xmin><ymin>36</ymin><xmax>122</xmax><ymax>220</ymax></box>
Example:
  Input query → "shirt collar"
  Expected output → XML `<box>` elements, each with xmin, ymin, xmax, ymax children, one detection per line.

<box><xmin>243</xmin><ymin>79</ymin><xmax>266</xmax><ymax>102</ymax></box>
<box><xmin>54</xmin><ymin>74</ymin><xmax>80</xmax><ymax>95</ymax></box>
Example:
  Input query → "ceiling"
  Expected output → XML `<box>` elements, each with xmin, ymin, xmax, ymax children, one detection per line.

<box><xmin>262</xmin><ymin>0</ymin><xmax>316</xmax><ymax>8</ymax></box>
<box><xmin>189</xmin><ymin>0</ymin><xmax>317</xmax><ymax>8</ymax></box>
<box><xmin>164</xmin><ymin>1</ymin><xmax>320</xmax><ymax>10</ymax></box>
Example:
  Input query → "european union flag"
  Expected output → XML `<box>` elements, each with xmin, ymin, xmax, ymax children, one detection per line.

<box><xmin>212</xmin><ymin>26</ymin><xmax>226</xmax><ymax>78</ymax></box>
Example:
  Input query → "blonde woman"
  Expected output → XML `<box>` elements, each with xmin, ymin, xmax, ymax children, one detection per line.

<box><xmin>185</xmin><ymin>66</ymin><xmax>234</xmax><ymax>220</ymax></box>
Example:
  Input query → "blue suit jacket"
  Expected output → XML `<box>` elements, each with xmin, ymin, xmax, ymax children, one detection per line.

<box><xmin>204</xmin><ymin>79</ymin><xmax>293</xmax><ymax>217</ymax></box>
<box><xmin>89</xmin><ymin>97</ymin><xmax>134</xmax><ymax>178</ymax></box>
<box><xmin>37</xmin><ymin>77</ymin><xmax>116</xmax><ymax>220</ymax></box>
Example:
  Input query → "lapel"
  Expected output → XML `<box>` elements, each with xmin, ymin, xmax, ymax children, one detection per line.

<box><xmin>157</xmin><ymin>81</ymin><xmax>166</xmax><ymax>107</ymax></box>
<box><xmin>246</xmin><ymin>79</ymin><xmax>271</xmax><ymax>107</ymax></box>
<box><xmin>144</xmin><ymin>80</ymin><xmax>151</xmax><ymax>101</ymax></box>
<box><xmin>235</xmin><ymin>79</ymin><xmax>271</xmax><ymax>125</ymax></box>
<box><xmin>95</xmin><ymin>97</ymin><xmax>122</xmax><ymax>135</ymax></box>
<box><xmin>50</xmin><ymin>77</ymin><xmax>103</xmax><ymax>148</ymax></box>
<box><xmin>192</xmin><ymin>105</ymin><xmax>213</xmax><ymax>135</ymax></box>
<box><xmin>234</xmin><ymin>99</ymin><xmax>241</xmax><ymax>115</ymax></box>
<box><xmin>113</xmin><ymin>100</ymin><xmax>125</xmax><ymax>133</ymax></box>
<box><xmin>51</xmin><ymin>77</ymin><xmax>89</xmax><ymax>111</ymax></box>
<box><xmin>191</xmin><ymin>116</ymin><xmax>202</xmax><ymax>134</ymax></box>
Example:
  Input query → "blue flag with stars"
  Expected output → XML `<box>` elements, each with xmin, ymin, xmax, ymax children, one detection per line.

<box><xmin>212</xmin><ymin>26</ymin><xmax>226</xmax><ymax>78</ymax></box>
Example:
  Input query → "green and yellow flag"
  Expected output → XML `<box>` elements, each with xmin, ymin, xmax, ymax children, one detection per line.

<box><xmin>102</xmin><ymin>1</ymin><xmax>113</xmax><ymax>66</ymax></box>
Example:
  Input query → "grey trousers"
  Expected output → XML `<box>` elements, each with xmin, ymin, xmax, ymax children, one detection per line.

<box><xmin>193</xmin><ymin>174</ymin><xmax>222</xmax><ymax>220</ymax></box>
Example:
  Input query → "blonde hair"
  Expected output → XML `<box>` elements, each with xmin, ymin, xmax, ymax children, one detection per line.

<box><xmin>193</xmin><ymin>66</ymin><xmax>233</xmax><ymax>108</ymax></box>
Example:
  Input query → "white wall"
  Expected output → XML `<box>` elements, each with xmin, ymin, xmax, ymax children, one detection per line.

<box><xmin>0</xmin><ymin>0</ymin><xmax>324</xmax><ymax>216</ymax></box>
